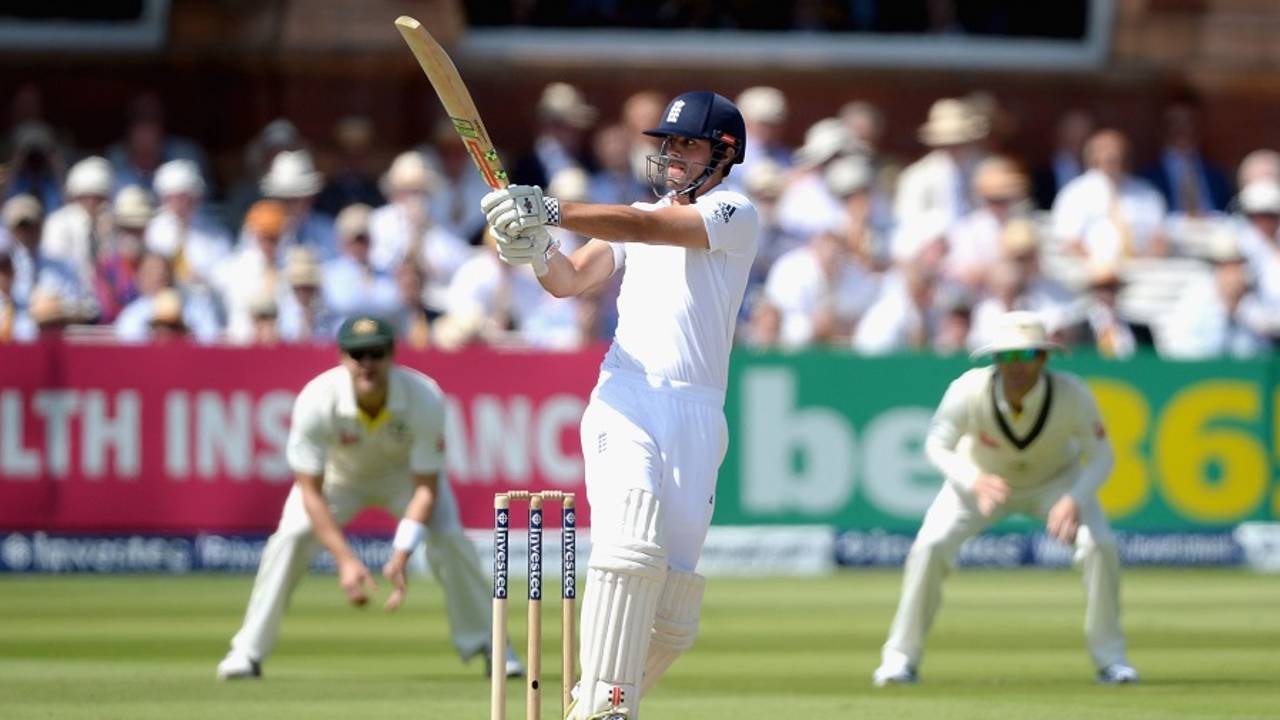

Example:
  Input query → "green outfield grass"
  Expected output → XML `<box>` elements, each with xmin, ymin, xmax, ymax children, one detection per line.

<box><xmin>2</xmin><ymin>568</ymin><xmax>1277</xmax><ymax>719</ymax></box>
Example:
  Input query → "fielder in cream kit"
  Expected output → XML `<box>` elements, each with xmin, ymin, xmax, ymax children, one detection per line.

<box><xmin>217</xmin><ymin>316</ymin><xmax>522</xmax><ymax>680</ymax></box>
<box><xmin>873</xmin><ymin>311</ymin><xmax>1139</xmax><ymax>687</ymax></box>
<box><xmin>482</xmin><ymin>91</ymin><xmax>759</xmax><ymax>719</ymax></box>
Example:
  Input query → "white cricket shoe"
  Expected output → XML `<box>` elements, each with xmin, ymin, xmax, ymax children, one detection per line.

<box><xmin>216</xmin><ymin>649</ymin><xmax>261</xmax><ymax>680</ymax></box>
<box><xmin>872</xmin><ymin>655</ymin><xmax>919</xmax><ymax>687</ymax></box>
<box><xmin>1097</xmin><ymin>663</ymin><xmax>1139</xmax><ymax>684</ymax></box>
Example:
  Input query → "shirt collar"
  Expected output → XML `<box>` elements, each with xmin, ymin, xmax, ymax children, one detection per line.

<box><xmin>336</xmin><ymin>366</ymin><xmax>406</xmax><ymax>418</ymax></box>
<box><xmin>993</xmin><ymin>370</ymin><xmax>1046</xmax><ymax>420</ymax></box>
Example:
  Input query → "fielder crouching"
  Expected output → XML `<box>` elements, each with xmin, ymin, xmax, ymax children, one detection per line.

<box><xmin>873</xmin><ymin>311</ymin><xmax>1138</xmax><ymax>687</ymax></box>
<box><xmin>217</xmin><ymin>315</ymin><xmax>522</xmax><ymax>680</ymax></box>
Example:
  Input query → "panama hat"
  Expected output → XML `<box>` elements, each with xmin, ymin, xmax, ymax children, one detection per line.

<box><xmin>793</xmin><ymin>117</ymin><xmax>858</xmax><ymax>167</ymax></box>
<box><xmin>918</xmin><ymin>98</ymin><xmax>989</xmax><ymax>147</ymax></box>
<box><xmin>113</xmin><ymin>186</ymin><xmax>155</xmax><ymax>229</ymax></box>
<box><xmin>65</xmin><ymin>156</ymin><xmax>114</xmax><ymax>197</ymax></box>
<box><xmin>154</xmin><ymin>159</ymin><xmax>206</xmax><ymax>198</ymax></box>
<box><xmin>970</xmin><ymin>311</ymin><xmax>1063</xmax><ymax>360</ymax></box>
<box><xmin>736</xmin><ymin>86</ymin><xmax>787</xmax><ymax>125</ymax></box>
<box><xmin>260</xmin><ymin>150</ymin><xmax>323</xmax><ymax>198</ymax></box>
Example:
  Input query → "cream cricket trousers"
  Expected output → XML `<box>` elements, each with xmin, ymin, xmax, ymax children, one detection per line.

<box><xmin>229</xmin><ymin>477</ymin><xmax>490</xmax><ymax>662</ymax></box>
<box><xmin>882</xmin><ymin>479</ymin><xmax>1128</xmax><ymax>671</ymax></box>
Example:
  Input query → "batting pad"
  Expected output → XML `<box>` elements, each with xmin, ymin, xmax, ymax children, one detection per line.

<box><xmin>641</xmin><ymin>569</ymin><xmax>706</xmax><ymax>696</ymax></box>
<box><xmin>572</xmin><ymin>489</ymin><xmax>667</xmax><ymax>718</ymax></box>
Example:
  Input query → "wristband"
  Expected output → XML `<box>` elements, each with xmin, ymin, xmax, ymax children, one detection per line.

<box><xmin>543</xmin><ymin>196</ymin><xmax>561</xmax><ymax>226</ymax></box>
<box><xmin>392</xmin><ymin>518</ymin><xmax>427</xmax><ymax>552</ymax></box>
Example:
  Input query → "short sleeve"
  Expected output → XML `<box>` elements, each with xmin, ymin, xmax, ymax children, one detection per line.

<box><xmin>608</xmin><ymin>240</ymin><xmax>626</xmax><ymax>276</ymax></box>
<box><xmin>696</xmin><ymin>191</ymin><xmax>759</xmax><ymax>256</ymax></box>
<box><xmin>408</xmin><ymin>381</ymin><xmax>447</xmax><ymax>475</ymax></box>
<box><xmin>286</xmin><ymin>381</ymin><xmax>331</xmax><ymax>475</ymax></box>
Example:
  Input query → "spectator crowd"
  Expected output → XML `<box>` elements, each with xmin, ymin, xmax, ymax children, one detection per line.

<box><xmin>2</xmin><ymin>81</ymin><xmax>1278</xmax><ymax>360</ymax></box>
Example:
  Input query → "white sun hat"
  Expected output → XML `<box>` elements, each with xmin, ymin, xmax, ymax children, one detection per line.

<box><xmin>918</xmin><ymin>98</ymin><xmax>989</xmax><ymax>147</ymax></box>
<box><xmin>113</xmin><ymin>185</ymin><xmax>155</xmax><ymax>229</ymax></box>
<box><xmin>65</xmin><ymin>156</ymin><xmax>114</xmax><ymax>197</ymax></box>
<box><xmin>736</xmin><ymin>86</ymin><xmax>787</xmax><ymax>125</ymax></box>
<box><xmin>383</xmin><ymin>151</ymin><xmax>438</xmax><ymax>195</ymax></box>
<box><xmin>824</xmin><ymin>155</ymin><xmax>875</xmax><ymax>197</ymax></box>
<box><xmin>793</xmin><ymin>117</ymin><xmax>859</xmax><ymax>167</ymax></box>
<box><xmin>1239</xmin><ymin>180</ymin><xmax>1280</xmax><ymax>215</ymax></box>
<box><xmin>970</xmin><ymin>310</ymin><xmax>1064</xmax><ymax>360</ymax></box>
<box><xmin>260</xmin><ymin>149</ymin><xmax>323</xmax><ymax>198</ymax></box>
<box><xmin>154</xmin><ymin>159</ymin><xmax>206</xmax><ymax>198</ymax></box>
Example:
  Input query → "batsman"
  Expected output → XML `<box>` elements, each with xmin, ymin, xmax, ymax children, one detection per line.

<box><xmin>873</xmin><ymin>311</ymin><xmax>1139</xmax><ymax>687</ymax></box>
<box><xmin>482</xmin><ymin>91</ymin><xmax>759</xmax><ymax>719</ymax></box>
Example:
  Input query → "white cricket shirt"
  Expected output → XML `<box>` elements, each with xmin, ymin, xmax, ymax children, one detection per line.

<box><xmin>286</xmin><ymin>365</ymin><xmax>446</xmax><ymax>485</ymax></box>
<box><xmin>602</xmin><ymin>188</ymin><xmax>759</xmax><ymax>396</ymax></box>
<box><xmin>925</xmin><ymin>365</ymin><xmax>1113</xmax><ymax>502</ymax></box>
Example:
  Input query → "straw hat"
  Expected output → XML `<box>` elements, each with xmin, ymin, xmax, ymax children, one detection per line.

<box><xmin>384</xmin><ymin>151</ymin><xmax>437</xmax><ymax>194</ymax></box>
<box><xmin>113</xmin><ymin>186</ymin><xmax>155</xmax><ymax>229</ymax></box>
<box><xmin>154</xmin><ymin>159</ymin><xmax>206</xmax><ymax>198</ymax></box>
<box><xmin>537</xmin><ymin>83</ymin><xmax>598</xmax><ymax>129</ymax></box>
<box><xmin>248</xmin><ymin>288</ymin><xmax>279</xmax><ymax>318</ymax></box>
<box><xmin>970</xmin><ymin>311</ymin><xmax>1063</xmax><ymax>359</ymax></box>
<box><xmin>973</xmin><ymin>157</ymin><xmax>1028</xmax><ymax>200</ymax></box>
<box><xmin>66</xmin><ymin>156</ymin><xmax>114</xmax><ymax>197</ymax></box>
<box><xmin>736</xmin><ymin>86</ymin><xmax>787</xmax><ymax>125</ymax></box>
<box><xmin>284</xmin><ymin>248</ymin><xmax>322</xmax><ymax>288</ymax></box>
<box><xmin>824</xmin><ymin>155</ymin><xmax>875</xmax><ymax>197</ymax></box>
<box><xmin>260</xmin><ymin>150</ymin><xmax>323</xmax><ymax>198</ymax></box>
<box><xmin>917</xmin><ymin>98</ymin><xmax>989</xmax><ymax>147</ymax></box>
<box><xmin>1239</xmin><ymin>180</ymin><xmax>1280</xmax><ymax>215</ymax></box>
<box><xmin>335</xmin><ymin>203</ymin><xmax>372</xmax><ymax>240</ymax></box>
<box><xmin>244</xmin><ymin>200</ymin><xmax>287</xmax><ymax>238</ymax></box>
<box><xmin>2</xmin><ymin>194</ymin><xmax>42</xmax><ymax>228</ymax></box>
<box><xmin>792</xmin><ymin>118</ymin><xmax>857</xmax><ymax>167</ymax></box>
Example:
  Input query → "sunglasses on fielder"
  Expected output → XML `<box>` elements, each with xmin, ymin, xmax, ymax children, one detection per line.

<box><xmin>347</xmin><ymin>347</ymin><xmax>389</xmax><ymax>361</ymax></box>
<box><xmin>994</xmin><ymin>349</ymin><xmax>1044</xmax><ymax>364</ymax></box>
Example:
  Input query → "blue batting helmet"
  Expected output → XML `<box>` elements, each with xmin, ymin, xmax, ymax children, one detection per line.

<box><xmin>644</xmin><ymin>91</ymin><xmax>746</xmax><ymax>165</ymax></box>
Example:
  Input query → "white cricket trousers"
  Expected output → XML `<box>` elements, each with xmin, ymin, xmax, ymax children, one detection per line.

<box><xmin>882</xmin><ymin>479</ymin><xmax>1127</xmax><ymax>670</ymax></box>
<box><xmin>229</xmin><ymin>477</ymin><xmax>490</xmax><ymax>662</ymax></box>
<box><xmin>579</xmin><ymin>370</ymin><xmax>729</xmax><ymax>572</ymax></box>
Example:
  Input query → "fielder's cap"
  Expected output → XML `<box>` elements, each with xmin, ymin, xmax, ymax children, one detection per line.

<box><xmin>3</xmin><ymin>194</ymin><xmax>43</xmax><ymax>228</ymax></box>
<box><xmin>66</xmin><ymin>156</ymin><xmax>114</xmax><ymax>197</ymax></box>
<box><xmin>537</xmin><ymin>82</ymin><xmax>598</xmax><ymax>129</ymax></box>
<box><xmin>1239</xmin><ymin>180</ymin><xmax>1280</xmax><ymax>215</ymax></box>
<box><xmin>970</xmin><ymin>311</ymin><xmax>1063</xmax><ymax>360</ymax></box>
<box><xmin>154</xmin><ymin>159</ymin><xmax>206</xmax><ymax>198</ymax></box>
<box><xmin>645</xmin><ymin>91</ymin><xmax>746</xmax><ymax>165</ymax></box>
<box><xmin>918</xmin><ymin>98</ymin><xmax>989</xmax><ymax>147</ymax></box>
<box><xmin>337</xmin><ymin>315</ymin><xmax>395</xmax><ymax>351</ymax></box>
<box><xmin>736</xmin><ymin>86</ymin><xmax>787</xmax><ymax>125</ymax></box>
<box><xmin>113</xmin><ymin>185</ymin><xmax>155</xmax><ymax>229</ymax></box>
<box><xmin>261</xmin><ymin>149</ymin><xmax>323</xmax><ymax>198</ymax></box>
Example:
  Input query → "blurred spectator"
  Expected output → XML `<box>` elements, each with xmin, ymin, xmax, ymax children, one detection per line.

<box><xmin>945</xmin><ymin>156</ymin><xmax>1031</xmax><ymax>289</ymax></box>
<box><xmin>740</xmin><ymin>293</ymin><xmax>781</xmax><ymax>349</ymax></box>
<box><xmin>964</xmin><ymin>91</ymin><xmax>1016</xmax><ymax>153</ymax></box>
<box><xmin>3</xmin><ymin>194</ymin><xmax>84</xmax><ymax>313</ymax></box>
<box><xmin>1078</xmin><ymin>262</ymin><xmax>1139</xmax><ymax>359</ymax></box>
<box><xmin>744</xmin><ymin>159</ymin><xmax>802</xmax><ymax>284</ymax></box>
<box><xmin>1234</xmin><ymin>181</ymin><xmax>1280</xmax><ymax>322</ymax></box>
<box><xmin>1157</xmin><ymin>233</ymin><xmax>1271</xmax><ymax>358</ymax></box>
<box><xmin>931</xmin><ymin>284</ymin><xmax>975</xmax><ymax>355</ymax></box>
<box><xmin>621</xmin><ymin>90</ymin><xmax>666</xmax><ymax>184</ymax></box>
<box><xmin>734</xmin><ymin>87</ymin><xmax>792</xmax><ymax>182</ymax></box>
<box><xmin>826</xmin><ymin>154</ymin><xmax>888</xmax><ymax>270</ymax></box>
<box><xmin>1032</xmin><ymin>109</ymin><xmax>1094</xmax><ymax>210</ymax></box>
<box><xmin>214</xmin><ymin>200</ymin><xmax>288</xmax><ymax>344</ymax></box>
<box><xmin>315</xmin><ymin>116</ymin><xmax>385</xmax><ymax>217</ymax></box>
<box><xmin>765</xmin><ymin>222</ymin><xmax>879</xmax><ymax>349</ymax></box>
<box><xmin>839</xmin><ymin>101</ymin><xmax>886</xmax><ymax>157</ymax></box>
<box><xmin>94</xmin><ymin>186</ymin><xmax>153</xmax><ymax>322</ymax></box>
<box><xmin>778</xmin><ymin>117</ymin><xmax>861</xmax><ymax>240</ymax></box>
<box><xmin>424</xmin><ymin>118</ymin><xmax>491</xmax><ymax>243</ymax></box>
<box><xmin>588</xmin><ymin>124</ymin><xmax>648</xmax><ymax>206</ymax></box>
<box><xmin>226</xmin><ymin>118</ymin><xmax>304</xmax><ymax>229</ymax></box>
<box><xmin>145</xmin><ymin>288</ymin><xmax>189</xmax><ymax>344</ymax></box>
<box><xmin>42</xmin><ymin>156</ymin><xmax>115</xmax><ymax>291</ymax></box>
<box><xmin>1236</xmin><ymin>149</ymin><xmax>1280</xmax><ymax>192</ymax></box>
<box><xmin>369</xmin><ymin>151</ymin><xmax>471</xmax><ymax>303</ymax></box>
<box><xmin>106</xmin><ymin>93</ymin><xmax>213</xmax><ymax>195</ymax></box>
<box><xmin>852</xmin><ymin>261</ymin><xmax>941</xmax><ymax>356</ymax></box>
<box><xmin>392</xmin><ymin>260</ymin><xmax>435</xmax><ymax>349</ymax></box>
<box><xmin>968</xmin><ymin>219</ymin><xmax>1076</xmax><ymax>347</ymax></box>
<box><xmin>277</xmin><ymin>248</ymin><xmax>338</xmax><ymax>343</ymax></box>
<box><xmin>26</xmin><ymin>288</ymin><xmax>71</xmax><ymax>340</ymax></box>
<box><xmin>4</xmin><ymin>121</ymin><xmax>64</xmax><ymax>211</ymax></box>
<box><xmin>322</xmin><ymin>203</ymin><xmax>399</xmax><ymax>320</ymax></box>
<box><xmin>513</xmin><ymin>82</ymin><xmax>598</xmax><ymax>188</ymax></box>
<box><xmin>1051</xmin><ymin>129</ymin><xmax>1167</xmax><ymax>262</ymax></box>
<box><xmin>115</xmin><ymin>253</ymin><xmax>220</xmax><ymax>343</ymax></box>
<box><xmin>258</xmin><ymin>150</ymin><xmax>338</xmax><ymax>262</ymax></box>
<box><xmin>0</xmin><ymin>249</ymin><xmax>34</xmax><ymax>342</ymax></box>
<box><xmin>894</xmin><ymin>98</ymin><xmax>989</xmax><ymax>228</ymax></box>
<box><xmin>146</xmin><ymin>159</ymin><xmax>231</xmax><ymax>287</ymax></box>
<box><xmin>1142</xmin><ymin>100</ymin><xmax>1232</xmax><ymax>215</ymax></box>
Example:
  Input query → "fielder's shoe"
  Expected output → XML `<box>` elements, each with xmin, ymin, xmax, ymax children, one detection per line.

<box><xmin>1097</xmin><ymin>663</ymin><xmax>1139</xmax><ymax>685</ymax></box>
<box><xmin>216</xmin><ymin>649</ymin><xmax>261</xmax><ymax>680</ymax></box>
<box><xmin>483</xmin><ymin>645</ymin><xmax>526</xmax><ymax>679</ymax></box>
<box><xmin>872</xmin><ymin>660</ymin><xmax>919</xmax><ymax>687</ymax></box>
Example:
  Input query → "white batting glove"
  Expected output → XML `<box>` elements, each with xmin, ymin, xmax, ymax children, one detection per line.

<box><xmin>490</xmin><ymin>224</ymin><xmax>559</xmax><ymax>277</ymax></box>
<box><xmin>480</xmin><ymin>185</ymin><xmax>561</xmax><ymax>236</ymax></box>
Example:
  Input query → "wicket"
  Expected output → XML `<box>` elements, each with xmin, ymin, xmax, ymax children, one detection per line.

<box><xmin>492</xmin><ymin>491</ymin><xmax>577</xmax><ymax>720</ymax></box>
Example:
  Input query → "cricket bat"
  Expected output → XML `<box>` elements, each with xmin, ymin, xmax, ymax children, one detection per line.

<box><xmin>394</xmin><ymin>15</ymin><xmax>509</xmax><ymax>191</ymax></box>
